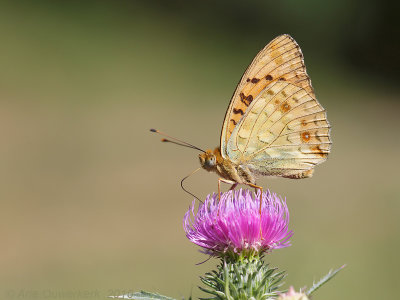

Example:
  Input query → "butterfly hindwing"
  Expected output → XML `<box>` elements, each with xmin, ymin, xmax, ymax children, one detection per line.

<box><xmin>221</xmin><ymin>34</ymin><xmax>315</xmax><ymax>156</ymax></box>
<box><xmin>226</xmin><ymin>81</ymin><xmax>330</xmax><ymax>178</ymax></box>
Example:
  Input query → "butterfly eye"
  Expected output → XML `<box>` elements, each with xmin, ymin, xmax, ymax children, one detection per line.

<box><xmin>202</xmin><ymin>156</ymin><xmax>215</xmax><ymax>168</ymax></box>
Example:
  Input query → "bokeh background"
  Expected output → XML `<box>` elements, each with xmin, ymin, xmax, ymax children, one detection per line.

<box><xmin>1</xmin><ymin>1</ymin><xmax>399</xmax><ymax>299</ymax></box>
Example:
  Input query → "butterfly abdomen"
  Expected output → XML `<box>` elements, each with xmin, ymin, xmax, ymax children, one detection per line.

<box><xmin>282</xmin><ymin>169</ymin><xmax>314</xmax><ymax>179</ymax></box>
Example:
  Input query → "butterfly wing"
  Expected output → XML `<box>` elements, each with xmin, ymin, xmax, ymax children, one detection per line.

<box><xmin>221</xmin><ymin>34</ymin><xmax>330</xmax><ymax>177</ymax></box>
<box><xmin>220</xmin><ymin>34</ymin><xmax>315</xmax><ymax>157</ymax></box>
<box><xmin>226</xmin><ymin>81</ymin><xmax>330</xmax><ymax>178</ymax></box>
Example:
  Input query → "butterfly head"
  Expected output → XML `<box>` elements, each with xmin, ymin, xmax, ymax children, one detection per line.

<box><xmin>199</xmin><ymin>148</ymin><xmax>223</xmax><ymax>172</ymax></box>
<box><xmin>199</xmin><ymin>150</ymin><xmax>217</xmax><ymax>171</ymax></box>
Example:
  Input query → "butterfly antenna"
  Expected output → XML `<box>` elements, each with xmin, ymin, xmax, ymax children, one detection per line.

<box><xmin>181</xmin><ymin>167</ymin><xmax>203</xmax><ymax>204</ymax></box>
<box><xmin>195</xmin><ymin>255</ymin><xmax>212</xmax><ymax>265</ymax></box>
<box><xmin>160</xmin><ymin>138</ymin><xmax>200</xmax><ymax>150</ymax></box>
<box><xmin>150</xmin><ymin>129</ymin><xmax>205</xmax><ymax>152</ymax></box>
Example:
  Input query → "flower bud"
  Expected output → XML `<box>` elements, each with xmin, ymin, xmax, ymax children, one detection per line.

<box><xmin>278</xmin><ymin>286</ymin><xmax>309</xmax><ymax>300</ymax></box>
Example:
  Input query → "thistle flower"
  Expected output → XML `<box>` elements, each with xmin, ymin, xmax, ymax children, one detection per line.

<box><xmin>118</xmin><ymin>188</ymin><xmax>344</xmax><ymax>300</ymax></box>
<box><xmin>183</xmin><ymin>189</ymin><xmax>292</xmax><ymax>258</ymax></box>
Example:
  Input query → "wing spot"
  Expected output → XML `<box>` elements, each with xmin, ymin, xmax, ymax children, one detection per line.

<box><xmin>293</xmin><ymin>96</ymin><xmax>299</xmax><ymax>103</ymax></box>
<box><xmin>239</xmin><ymin>93</ymin><xmax>248</xmax><ymax>106</ymax></box>
<box><xmin>265</xmin><ymin>75</ymin><xmax>273</xmax><ymax>81</ymax></box>
<box><xmin>275</xmin><ymin>56</ymin><xmax>284</xmax><ymax>65</ymax></box>
<box><xmin>301</xmin><ymin>119</ymin><xmax>307</xmax><ymax>127</ymax></box>
<box><xmin>267</xmin><ymin>90</ymin><xmax>275</xmax><ymax>95</ymax></box>
<box><xmin>239</xmin><ymin>92</ymin><xmax>253</xmax><ymax>106</ymax></box>
<box><xmin>246</xmin><ymin>78</ymin><xmax>250</xmax><ymax>82</ymax></box>
<box><xmin>280</xmin><ymin>102</ymin><xmax>291</xmax><ymax>112</ymax></box>
<box><xmin>251</xmin><ymin>78</ymin><xmax>260</xmax><ymax>83</ymax></box>
<box><xmin>230</xmin><ymin>119</ymin><xmax>237</xmax><ymax>125</ymax></box>
<box><xmin>279</xmin><ymin>77</ymin><xmax>286</xmax><ymax>81</ymax></box>
<box><xmin>233</xmin><ymin>108</ymin><xmax>244</xmax><ymax>115</ymax></box>
<box><xmin>311</xmin><ymin>145</ymin><xmax>328</xmax><ymax>157</ymax></box>
<box><xmin>282</xmin><ymin>90</ymin><xmax>287</xmax><ymax>97</ymax></box>
<box><xmin>301</xmin><ymin>131</ymin><xmax>311</xmax><ymax>142</ymax></box>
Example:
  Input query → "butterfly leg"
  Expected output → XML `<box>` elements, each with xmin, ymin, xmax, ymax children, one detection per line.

<box><xmin>229</xmin><ymin>183</ymin><xmax>238</xmax><ymax>191</ymax></box>
<box><xmin>245</xmin><ymin>183</ymin><xmax>263</xmax><ymax>214</ymax></box>
<box><xmin>228</xmin><ymin>183</ymin><xmax>238</xmax><ymax>203</ymax></box>
<box><xmin>218</xmin><ymin>178</ymin><xmax>237</xmax><ymax>213</ymax></box>
<box><xmin>218</xmin><ymin>178</ymin><xmax>237</xmax><ymax>200</ymax></box>
<box><xmin>245</xmin><ymin>183</ymin><xmax>263</xmax><ymax>238</ymax></box>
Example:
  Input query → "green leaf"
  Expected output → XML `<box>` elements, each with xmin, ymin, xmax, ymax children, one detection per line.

<box><xmin>109</xmin><ymin>291</ymin><xmax>176</xmax><ymax>300</ymax></box>
<box><xmin>306</xmin><ymin>265</ymin><xmax>346</xmax><ymax>296</ymax></box>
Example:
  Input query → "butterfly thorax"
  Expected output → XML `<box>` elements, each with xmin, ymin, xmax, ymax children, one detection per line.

<box><xmin>199</xmin><ymin>147</ymin><xmax>256</xmax><ymax>185</ymax></box>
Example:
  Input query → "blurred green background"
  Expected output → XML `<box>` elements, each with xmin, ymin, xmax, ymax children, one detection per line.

<box><xmin>1</xmin><ymin>0</ymin><xmax>399</xmax><ymax>299</ymax></box>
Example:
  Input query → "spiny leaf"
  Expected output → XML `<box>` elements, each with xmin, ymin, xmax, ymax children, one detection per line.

<box><xmin>307</xmin><ymin>265</ymin><xmax>346</xmax><ymax>296</ymax></box>
<box><xmin>198</xmin><ymin>285</ymin><xmax>219</xmax><ymax>296</ymax></box>
<box><xmin>109</xmin><ymin>291</ymin><xmax>176</xmax><ymax>300</ymax></box>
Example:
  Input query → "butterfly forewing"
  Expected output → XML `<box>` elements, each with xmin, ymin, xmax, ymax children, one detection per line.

<box><xmin>221</xmin><ymin>34</ymin><xmax>315</xmax><ymax>156</ymax></box>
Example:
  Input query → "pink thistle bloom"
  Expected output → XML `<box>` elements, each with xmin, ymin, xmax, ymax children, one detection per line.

<box><xmin>183</xmin><ymin>189</ymin><xmax>293</xmax><ymax>257</ymax></box>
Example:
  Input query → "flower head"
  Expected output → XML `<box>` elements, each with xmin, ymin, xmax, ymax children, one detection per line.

<box><xmin>183</xmin><ymin>189</ymin><xmax>292</xmax><ymax>257</ymax></box>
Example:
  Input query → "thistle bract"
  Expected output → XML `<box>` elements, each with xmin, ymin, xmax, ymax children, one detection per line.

<box><xmin>183</xmin><ymin>189</ymin><xmax>292</xmax><ymax>258</ymax></box>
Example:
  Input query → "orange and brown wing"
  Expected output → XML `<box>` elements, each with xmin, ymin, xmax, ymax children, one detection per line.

<box><xmin>220</xmin><ymin>34</ymin><xmax>315</xmax><ymax>157</ymax></box>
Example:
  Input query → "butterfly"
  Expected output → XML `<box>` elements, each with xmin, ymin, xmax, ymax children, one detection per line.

<box><xmin>152</xmin><ymin>34</ymin><xmax>331</xmax><ymax>200</ymax></box>
<box><xmin>197</xmin><ymin>34</ymin><xmax>331</xmax><ymax>194</ymax></box>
